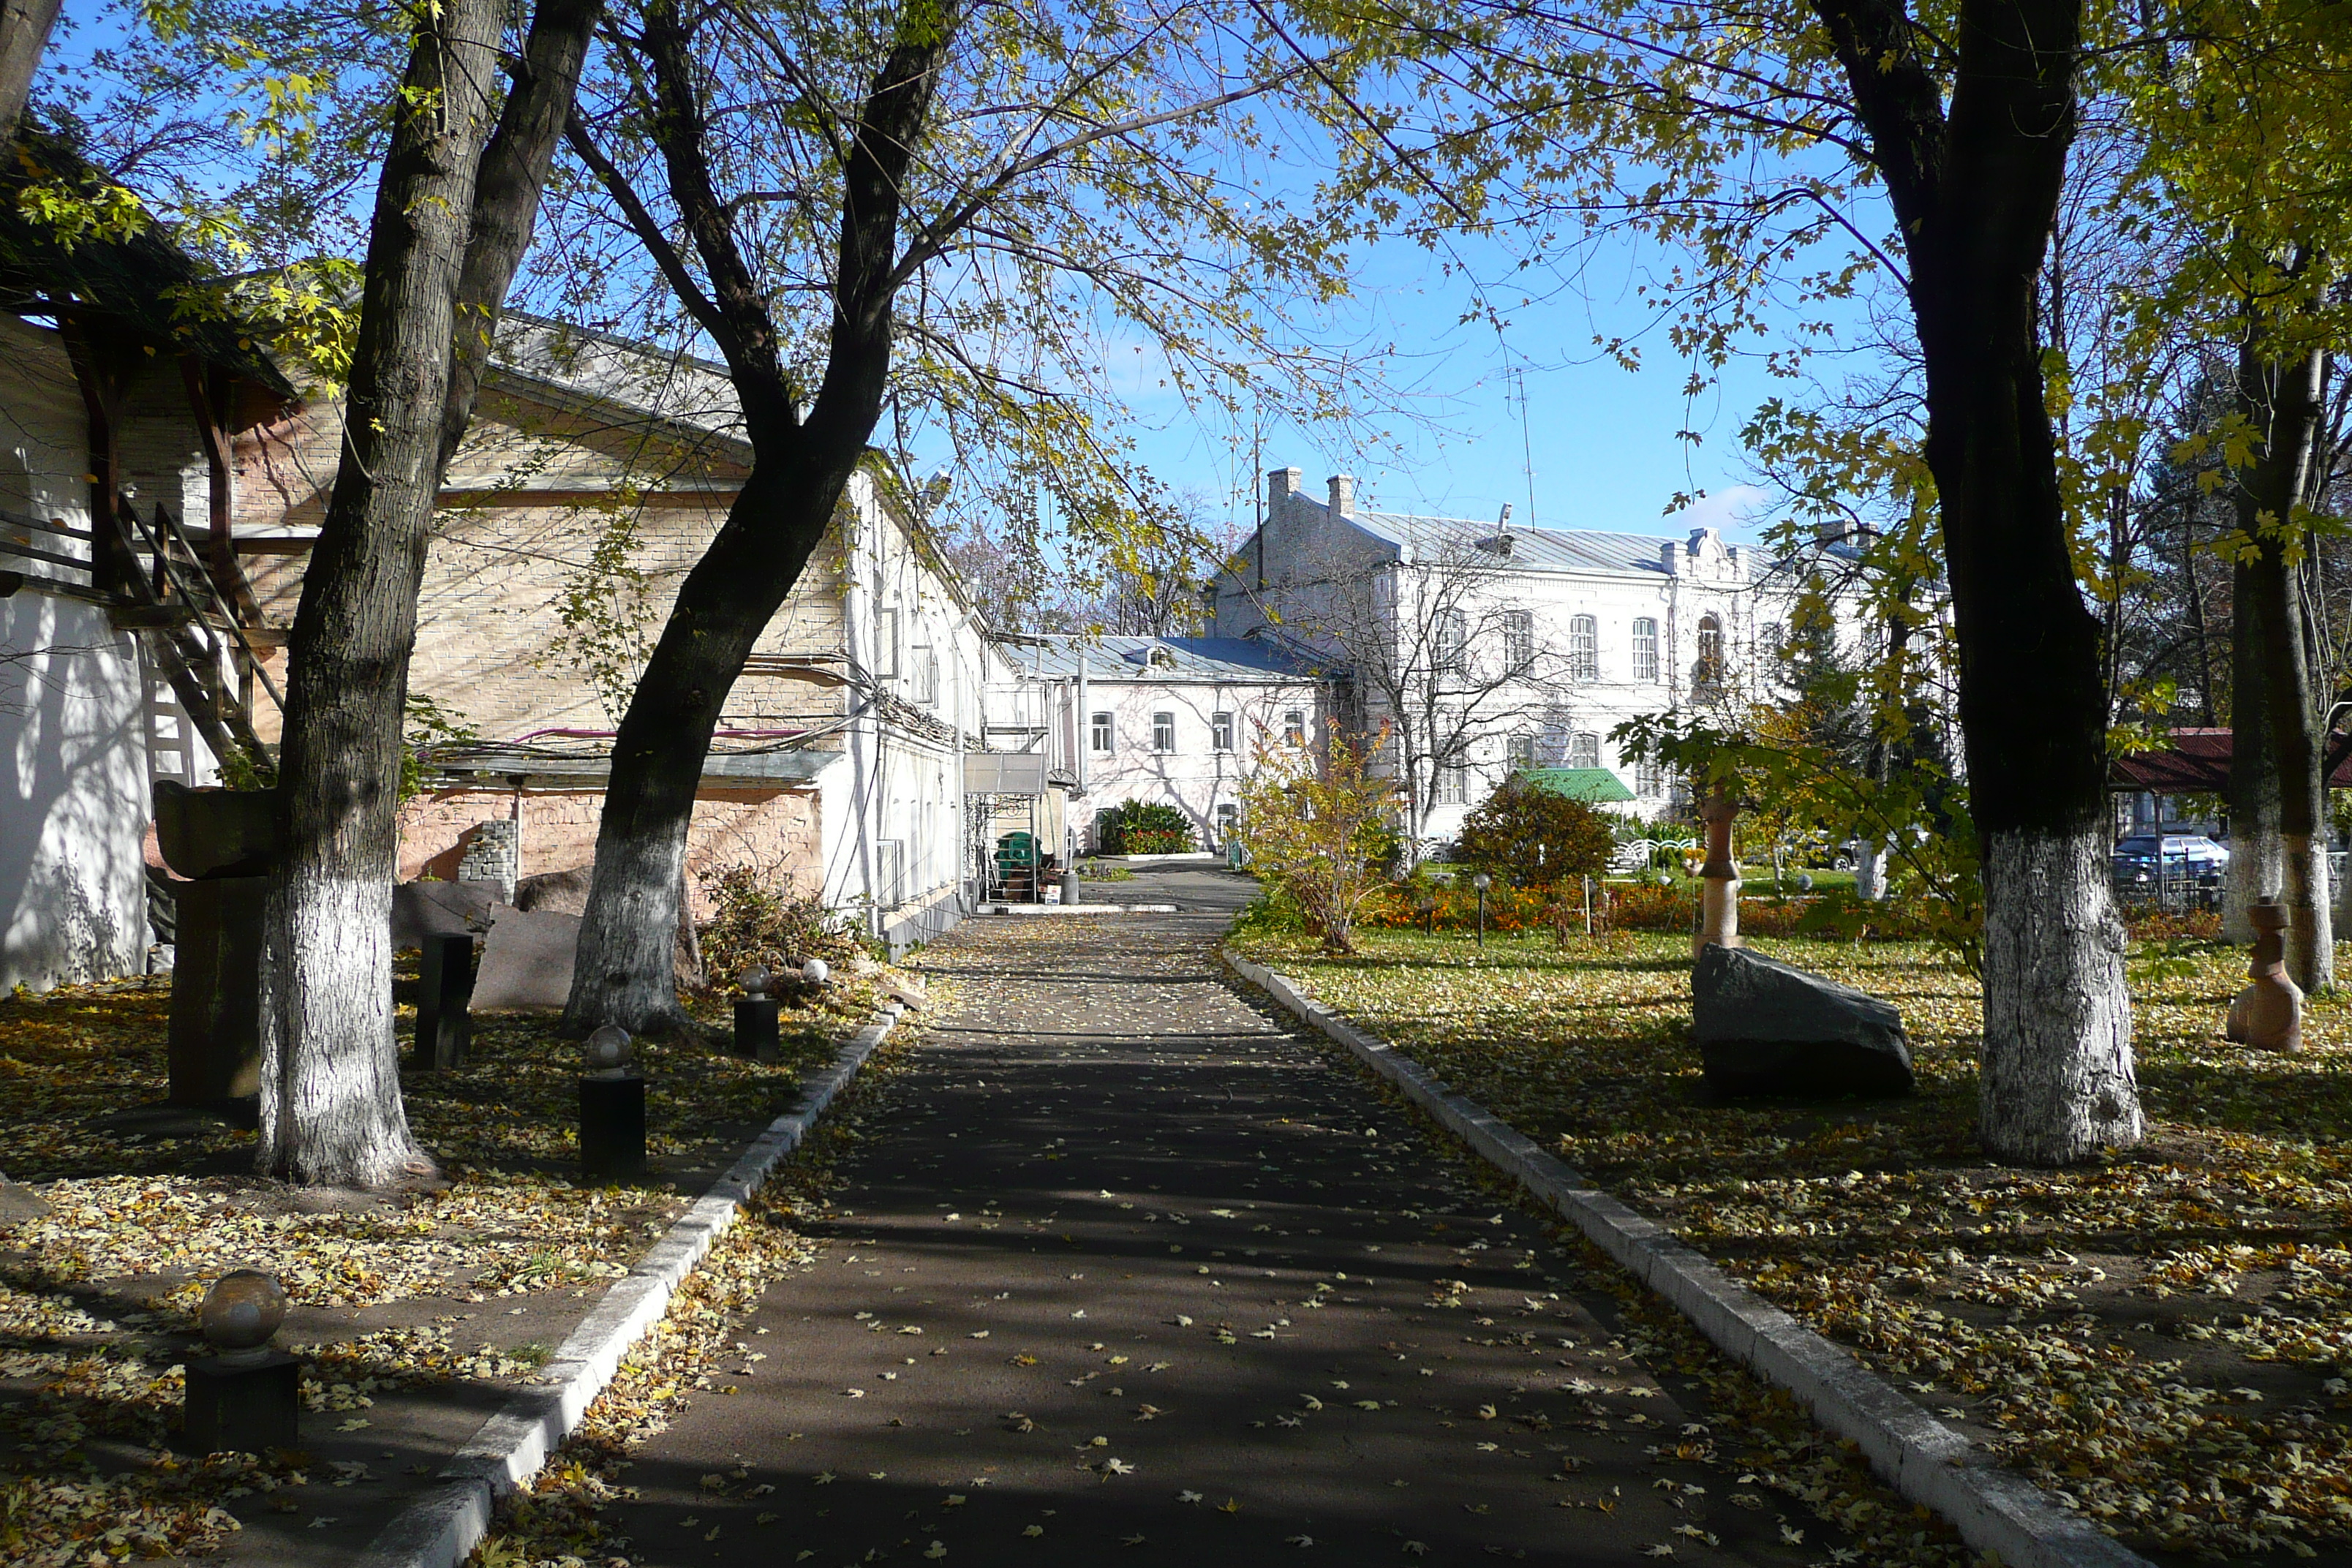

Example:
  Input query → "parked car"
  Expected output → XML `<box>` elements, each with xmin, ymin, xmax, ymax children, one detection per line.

<box><xmin>2111</xmin><ymin>833</ymin><xmax>2230</xmax><ymax>878</ymax></box>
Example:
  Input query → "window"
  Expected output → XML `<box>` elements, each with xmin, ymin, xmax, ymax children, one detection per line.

<box><xmin>1632</xmin><ymin>617</ymin><xmax>1659</xmax><ymax>683</ymax></box>
<box><xmin>1436</xmin><ymin>761</ymin><xmax>1469</xmax><ymax>806</ymax></box>
<box><xmin>1283</xmin><ymin>709</ymin><xmax>1306</xmax><ymax>746</ymax></box>
<box><xmin>913</xmin><ymin>648</ymin><xmax>938</xmax><ymax>704</ymax></box>
<box><xmin>1215</xmin><ymin>802</ymin><xmax>1239</xmax><ymax>843</ymax></box>
<box><xmin>1695</xmin><ymin>613</ymin><xmax>1725</xmax><ymax>690</ymax></box>
<box><xmin>1090</xmin><ymin>711</ymin><xmax>1114</xmax><ymax>753</ymax></box>
<box><xmin>1507</xmin><ymin>734</ymin><xmax>1537</xmax><ymax>770</ymax></box>
<box><xmin>1501</xmin><ymin>609</ymin><xmax>1534</xmax><ymax>671</ymax></box>
<box><xmin>875</xmin><ymin>838</ymin><xmax>905</xmax><ymax>905</ymax></box>
<box><xmin>1152</xmin><ymin>711</ymin><xmax>1177</xmax><ymax>753</ymax></box>
<box><xmin>1636</xmin><ymin>757</ymin><xmax>1664</xmax><ymax>796</ymax></box>
<box><xmin>1434</xmin><ymin>611</ymin><xmax>1468</xmax><ymax>676</ymax></box>
<box><xmin>1212</xmin><ymin>710</ymin><xmax>1235</xmax><ymax>752</ymax></box>
<box><xmin>1570</xmin><ymin>732</ymin><xmax>1601</xmax><ymax>770</ymax></box>
<box><xmin>875</xmin><ymin>608</ymin><xmax>902</xmax><ymax>679</ymax></box>
<box><xmin>1568</xmin><ymin>614</ymin><xmax>1598</xmax><ymax>682</ymax></box>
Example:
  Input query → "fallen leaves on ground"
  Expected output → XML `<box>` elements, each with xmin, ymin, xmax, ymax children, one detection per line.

<box><xmin>1237</xmin><ymin>926</ymin><xmax>2352</xmax><ymax>1559</ymax></box>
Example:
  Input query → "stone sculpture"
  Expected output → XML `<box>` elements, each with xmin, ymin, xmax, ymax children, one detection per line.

<box><xmin>2226</xmin><ymin>899</ymin><xmax>2302</xmax><ymax>1052</ymax></box>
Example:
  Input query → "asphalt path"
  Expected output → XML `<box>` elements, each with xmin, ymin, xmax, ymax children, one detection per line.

<box><xmin>608</xmin><ymin>868</ymin><xmax>1837</xmax><ymax>1567</ymax></box>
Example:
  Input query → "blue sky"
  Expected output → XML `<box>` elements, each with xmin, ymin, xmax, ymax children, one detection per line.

<box><xmin>1109</xmin><ymin>221</ymin><xmax>1825</xmax><ymax>549</ymax></box>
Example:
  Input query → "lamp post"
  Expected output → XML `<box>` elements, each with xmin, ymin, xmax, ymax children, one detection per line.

<box><xmin>1472</xmin><ymin>872</ymin><xmax>1492</xmax><ymax>948</ymax></box>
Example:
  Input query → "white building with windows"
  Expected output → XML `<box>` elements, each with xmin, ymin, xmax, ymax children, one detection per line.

<box><xmin>1008</xmin><ymin>636</ymin><xmax>1324</xmax><ymax>853</ymax></box>
<box><xmin>1209</xmin><ymin>465</ymin><xmax>1812</xmax><ymax>846</ymax></box>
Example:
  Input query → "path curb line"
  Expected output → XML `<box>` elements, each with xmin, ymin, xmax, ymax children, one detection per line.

<box><xmin>1221</xmin><ymin>947</ymin><xmax>2151</xmax><ymax>1568</ymax></box>
<box><xmin>357</xmin><ymin>1003</ymin><xmax>908</xmax><ymax>1568</ymax></box>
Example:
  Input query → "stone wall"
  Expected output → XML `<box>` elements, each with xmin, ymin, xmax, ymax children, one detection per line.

<box><xmin>396</xmin><ymin>785</ymin><xmax>821</xmax><ymax>921</ymax></box>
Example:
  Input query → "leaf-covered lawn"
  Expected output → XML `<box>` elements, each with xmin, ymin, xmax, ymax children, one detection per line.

<box><xmin>0</xmin><ymin>962</ymin><xmax>885</xmax><ymax>1567</ymax></box>
<box><xmin>1234</xmin><ymin>926</ymin><xmax>2352</xmax><ymax>1561</ymax></box>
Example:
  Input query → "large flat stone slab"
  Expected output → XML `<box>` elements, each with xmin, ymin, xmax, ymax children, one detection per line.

<box><xmin>467</xmin><ymin>905</ymin><xmax>581</xmax><ymax>1013</ymax></box>
<box><xmin>1692</xmin><ymin>943</ymin><xmax>1914</xmax><ymax>1098</ymax></box>
<box><xmin>392</xmin><ymin>881</ymin><xmax>505</xmax><ymax>951</ymax></box>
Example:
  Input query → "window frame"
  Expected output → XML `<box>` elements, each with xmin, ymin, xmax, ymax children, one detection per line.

<box><xmin>1211</xmin><ymin>710</ymin><xmax>1235</xmax><ymax>752</ymax></box>
<box><xmin>1631</xmin><ymin>617</ymin><xmax>1659</xmax><ymax>683</ymax></box>
<box><xmin>1501</xmin><ymin>608</ymin><xmax>1534</xmax><ymax>671</ymax></box>
<box><xmin>1090</xmin><ymin>711</ymin><xmax>1114</xmax><ymax>753</ymax></box>
<box><xmin>1151</xmin><ymin>710</ymin><xmax>1177</xmax><ymax>753</ymax></box>
<box><xmin>1282</xmin><ymin>709</ymin><xmax>1306</xmax><ymax>747</ymax></box>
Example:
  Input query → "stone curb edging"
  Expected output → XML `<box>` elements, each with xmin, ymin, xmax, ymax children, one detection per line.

<box><xmin>980</xmin><ymin>902</ymin><xmax>1179</xmax><ymax>916</ymax></box>
<box><xmin>355</xmin><ymin>1003</ymin><xmax>908</xmax><ymax>1568</ymax></box>
<box><xmin>1220</xmin><ymin>947</ymin><xmax>2152</xmax><ymax>1568</ymax></box>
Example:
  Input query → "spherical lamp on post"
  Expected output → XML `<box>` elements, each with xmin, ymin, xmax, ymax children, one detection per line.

<box><xmin>1472</xmin><ymin>872</ymin><xmax>1493</xmax><ymax>949</ymax></box>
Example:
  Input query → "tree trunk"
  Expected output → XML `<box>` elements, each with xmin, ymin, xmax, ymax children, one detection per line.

<box><xmin>562</xmin><ymin>6</ymin><xmax>954</xmax><ymax>1031</ymax></box>
<box><xmin>258</xmin><ymin>0</ymin><xmax>603</xmax><ymax>1186</ymax></box>
<box><xmin>2236</xmin><ymin>339</ymin><xmax>2332</xmax><ymax>990</ymax></box>
<box><xmin>259</xmin><ymin>0</ymin><xmax>505</xmax><ymax>1186</ymax></box>
<box><xmin>1812</xmin><ymin>0</ymin><xmax>2141</xmax><ymax>1164</ymax></box>
<box><xmin>0</xmin><ymin>0</ymin><xmax>58</xmax><ymax>138</ymax></box>
<box><xmin>2225</xmin><ymin>551</ymin><xmax>2281</xmax><ymax>942</ymax></box>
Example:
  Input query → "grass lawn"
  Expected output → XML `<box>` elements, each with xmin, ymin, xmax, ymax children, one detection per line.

<box><xmin>1231</xmin><ymin>924</ymin><xmax>2352</xmax><ymax>1563</ymax></box>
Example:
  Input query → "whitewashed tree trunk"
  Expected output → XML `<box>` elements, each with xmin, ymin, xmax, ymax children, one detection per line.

<box><xmin>2283</xmin><ymin>832</ymin><xmax>2333</xmax><ymax>993</ymax></box>
<box><xmin>2223</xmin><ymin>824</ymin><xmax>2281</xmax><ymax>943</ymax></box>
<box><xmin>258</xmin><ymin>875</ymin><xmax>422</xmax><ymax>1185</ymax></box>
<box><xmin>1976</xmin><ymin>828</ymin><xmax>2142</xmax><ymax>1166</ymax></box>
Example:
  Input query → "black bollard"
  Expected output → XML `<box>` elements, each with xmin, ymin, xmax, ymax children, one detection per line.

<box><xmin>183</xmin><ymin>1351</ymin><xmax>301</xmax><ymax>1454</ymax></box>
<box><xmin>735</xmin><ymin>996</ymin><xmax>782</xmax><ymax>1063</ymax></box>
<box><xmin>579</xmin><ymin>1073</ymin><xmax>647</xmax><ymax>1180</ymax></box>
<box><xmin>414</xmin><ymin>932</ymin><xmax>475</xmax><ymax>1071</ymax></box>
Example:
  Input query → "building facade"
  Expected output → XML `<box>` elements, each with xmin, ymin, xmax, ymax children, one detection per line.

<box><xmin>1208</xmin><ymin>465</ymin><xmax>1830</xmax><ymax>848</ymax></box>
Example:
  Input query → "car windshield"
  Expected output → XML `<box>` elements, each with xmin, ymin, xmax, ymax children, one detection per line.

<box><xmin>2116</xmin><ymin>837</ymin><xmax>2157</xmax><ymax>851</ymax></box>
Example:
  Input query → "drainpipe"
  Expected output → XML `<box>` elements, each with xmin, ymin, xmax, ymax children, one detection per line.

<box><xmin>842</xmin><ymin>491</ymin><xmax>878</xmax><ymax>934</ymax></box>
<box><xmin>1075</xmin><ymin>648</ymin><xmax>1089</xmax><ymax>797</ymax></box>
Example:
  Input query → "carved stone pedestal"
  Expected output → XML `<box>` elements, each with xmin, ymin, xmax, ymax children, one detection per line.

<box><xmin>1693</xmin><ymin>793</ymin><xmax>1744</xmax><ymax>961</ymax></box>
<box><xmin>2227</xmin><ymin>900</ymin><xmax>2302</xmax><ymax>1052</ymax></box>
<box><xmin>413</xmin><ymin>932</ymin><xmax>475</xmax><ymax>1071</ymax></box>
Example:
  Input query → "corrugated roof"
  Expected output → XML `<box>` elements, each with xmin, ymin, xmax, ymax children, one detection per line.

<box><xmin>1009</xmin><ymin>635</ymin><xmax>1326</xmax><ymax>682</ymax></box>
<box><xmin>1349</xmin><ymin>510</ymin><xmax>1685</xmax><ymax>578</ymax></box>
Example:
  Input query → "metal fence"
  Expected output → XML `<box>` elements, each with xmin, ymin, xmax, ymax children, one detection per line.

<box><xmin>2110</xmin><ymin>860</ymin><xmax>2223</xmax><ymax>913</ymax></box>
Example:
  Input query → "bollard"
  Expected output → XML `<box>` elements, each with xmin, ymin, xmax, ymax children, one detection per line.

<box><xmin>579</xmin><ymin>1025</ymin><xmax>647</xmax><ymax>1180</ymax></box>
<box><xmin>414</xmin><ymin>932</ymin><xmax>475</xmax><ymax>1071</ymax></box>
<box><xmin>736</xmin><ymin>996</ymin><xmax>782</xmax><ymax>1063</ymax></box>
<box><xmin>184</xmin><ymin>1270</ymin><xmax>299</xmax><ymax>1454</ymax></box>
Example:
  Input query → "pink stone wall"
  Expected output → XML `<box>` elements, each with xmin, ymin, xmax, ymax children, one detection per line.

<box><xmin>396</xmin><ymin>786</ymin><xmax>821</xmax><ymax>919</ymax></box>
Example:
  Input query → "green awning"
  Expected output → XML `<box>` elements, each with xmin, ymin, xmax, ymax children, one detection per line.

<box><xmin>1518</xmin><ymin>766</ymin><xmax>1635</xmax><ymax>802</ymax></box>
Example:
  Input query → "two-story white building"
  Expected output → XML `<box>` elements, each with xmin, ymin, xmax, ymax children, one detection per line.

<box><xmin>1208</xmin><ymin>466</ymin><xmax>1812</xmax><ymax>848</ymax></box>
<box><xmin>1006</xmin><ymin>636</ymin><xmax>1324</xmax><ymax>853</ymax></box>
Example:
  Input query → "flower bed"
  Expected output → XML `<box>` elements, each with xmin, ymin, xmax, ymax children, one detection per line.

<box><xmin>1230</xmin><ymin>925</ymin><xmax>2352</xmax><ymax>1560</ymax></box>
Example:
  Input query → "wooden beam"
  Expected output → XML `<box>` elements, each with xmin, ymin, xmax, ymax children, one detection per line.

<box><xmin>435</xmin><ymin>487</ymin><xmax>742</xmax><ymax>508</ymax></box>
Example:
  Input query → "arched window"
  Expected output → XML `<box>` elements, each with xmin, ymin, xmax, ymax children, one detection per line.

<box><xmin>1631</xmin><ymin>617</ymin><xmax>1659</xmax><ymax>682</ymax></box>
<box><xmin>1695</xmin><ymin>614</ymin><xmax>1725</xmax><ymax>690</ymax></box>
<box><xmin>1568</xmin><ymin>614</ymin><xmax>1598</xmax><ymax>682</ymax></box>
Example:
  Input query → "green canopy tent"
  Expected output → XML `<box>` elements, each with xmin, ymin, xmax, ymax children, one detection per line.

<box><xmin>1515</xmin><ymin>766</ymin><xmax>1636</xmax><ymax>803</ymax></box>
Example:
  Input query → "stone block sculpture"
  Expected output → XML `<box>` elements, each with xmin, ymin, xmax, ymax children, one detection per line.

<box><xmin>2226</xmin><ymin>899</ymin><xmax>2302</xmax><ymax>1052</ymax></box>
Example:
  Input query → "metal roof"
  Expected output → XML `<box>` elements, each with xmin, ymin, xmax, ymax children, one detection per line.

<box><xmin>1520</xmin><ymin>766</ymin><xmax>1637</xmax><ymax>803</ymax></box>
<box><xmin>1009</xmin><ymin>635</ymin><xmax>1325</xmax><ymax>682</ymax></box>
<box><xmin>1349</xmin><ymin>510</ymin><xmax>1693</xmax><ymax>578</ymax></box>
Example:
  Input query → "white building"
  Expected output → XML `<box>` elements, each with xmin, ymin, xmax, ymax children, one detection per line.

<box><xmin>1209</xmin><ymin>466</ymin><xmax>1817</xmax><ymax>847</ymax></box>
<box><xmin>1009</xmin><ymin>636</ymin><xmax>1323</xmax><ymax>853</ymax></box>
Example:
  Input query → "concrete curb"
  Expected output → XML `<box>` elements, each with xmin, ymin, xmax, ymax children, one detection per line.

<box><xmin>979</xmin><ymin>902</ymin><xmax>1178</xmax><ymax>916</ymax></box>
<box><xmin>1221</xmin><ymin>947</ymin><xmax>2151</xmax><ymax>1568</ymax></box>
<box><xmin>357</xmin><ymin>1003</ymin><xmax>908</xmax><ymax>1568</ymax></box>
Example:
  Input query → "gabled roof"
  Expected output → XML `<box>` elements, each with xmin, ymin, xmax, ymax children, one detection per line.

<box><xmin>1011</xmin><ymin>634</ymin><xmax>1324</xmax><ymax>682</ymax></box>
<box><xmin>489</xmin><ymin>312</ymin><xmax>751</xmax><ymax>461</ymax></box>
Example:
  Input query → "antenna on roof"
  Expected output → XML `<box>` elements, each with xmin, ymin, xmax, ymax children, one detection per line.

<box><xmin>1515</xmin><ymin>367</ymin><xmax>1537</xmax><ymax>531</ymax></box>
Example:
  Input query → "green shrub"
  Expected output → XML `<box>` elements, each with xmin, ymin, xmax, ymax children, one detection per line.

<box><xmin>1457</xmin><ymin>777</ymin><xmax>1613</xmax><ymax>888</ymax></box>
<box><xmin>1099</xmin><ymin>801</ymin><xmax>1194</xmax><ymax>854</ymax></box>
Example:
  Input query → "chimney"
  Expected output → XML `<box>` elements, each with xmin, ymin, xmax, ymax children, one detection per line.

<box><xmin>1327</xmin><ymin>473</ymin><xmax>1354</xmax><ymax>517</ymax></box>
<box><xmin>1267</xmin><ymin>467</ymin><xmax>1300</xmax><ymax>513</ymax></box>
